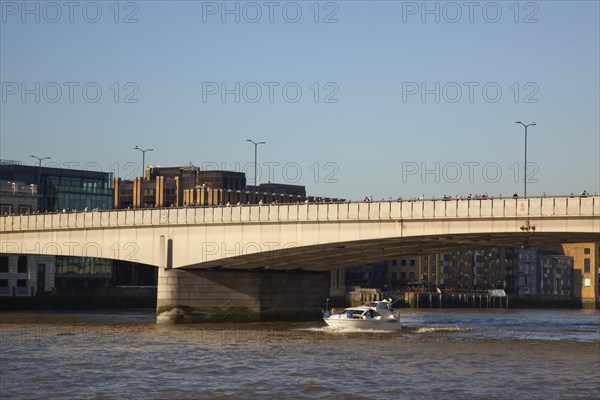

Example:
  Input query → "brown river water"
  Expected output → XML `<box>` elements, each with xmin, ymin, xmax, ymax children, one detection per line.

<box><xmin>1</xmin><ymin>308</ymin><xmax>599</xmax><ymax>399</ymax></box>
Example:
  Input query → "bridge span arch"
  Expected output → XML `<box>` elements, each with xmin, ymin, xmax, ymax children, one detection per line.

<box><xmin>2</xmin><ymin>196</ymin><xmax>598</xmax><ymax>322</ymax></box>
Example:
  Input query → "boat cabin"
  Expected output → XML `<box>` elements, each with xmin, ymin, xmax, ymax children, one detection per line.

<box><xmin>345</xmin><ymin>308</ymin><xmax>383</xmax><ymax>320</ymax></box>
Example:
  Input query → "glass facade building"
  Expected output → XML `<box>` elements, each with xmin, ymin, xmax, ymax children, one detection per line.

<box><xmin>0</xmin><ymin>161</ymin><xmax>158</xmax><ymax>292</ymax></box>
<box><xmin>0</xmin><ymin>162</ymin><xmax>113</xmax><ymax>212</ymax></box>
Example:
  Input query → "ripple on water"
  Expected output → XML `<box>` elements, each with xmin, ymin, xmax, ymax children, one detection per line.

<box><xmin>1</xmin><ymin>310</ymin><xmax>598</xmax><ymax>399</ymax></box>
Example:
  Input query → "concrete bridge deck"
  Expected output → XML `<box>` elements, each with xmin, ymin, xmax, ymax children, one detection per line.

<box><xmin>1</xmin><ymin>196</ymin><xmax>598</xmax><ymax>271</ymax></box>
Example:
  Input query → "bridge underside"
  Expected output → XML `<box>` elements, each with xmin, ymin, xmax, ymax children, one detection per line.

<box><xmin>182</xmin><ymin>232</ymin><xmax>600</xmax><ymax>271</ymax></box>
<box><xmin>159</xmin><ymin>231</ymin><xmax>600</xmax><ymax>323</ymax></box>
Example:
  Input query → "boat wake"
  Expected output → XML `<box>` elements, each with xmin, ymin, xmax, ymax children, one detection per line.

<box><xmin>325</xmin><ymin>326</ymin><xmax>396</xmax><ymax>334</ymax></box>
<box><xmin>296</xmin><ymin>326</ymin><xmax>396</xmax><ymax>334</ymax></box>
<box><xmin>413</xmin><ymin>326</ymin><xmax>473</xmax><ymax>334</ymax></box>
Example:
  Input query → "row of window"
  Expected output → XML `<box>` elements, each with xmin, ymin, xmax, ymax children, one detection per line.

<box><xmin>1</xmin><ymin>256</ymin><xmax>113</xmax><ymax>275</ymax></box>
<box><xmin>46</xmin><ymin>193</ymin><xmax>111</xmax><ymax>211</ymax></box>
<box><xmin>390</xmin><ymin>259</ymin><xmax>417</xmax><ymax>267</ymax></box>
<box><xmin>390</xmin><ymin>271</ymin><xmax>417</xmax><ymax>280</ymax></box>
<box><xmin>46</xmin><ymin>177</ymin><xmax>110</xmax><ymax>190</ymax></box>
<box><xmin>0</xmin><ymin>256</ymin><xmax>28</xmax><ymax>273</ymax></box>
<box><xmin>55</xmin><ymin>257</ymin><xmax>112</xmax><ymax>275</ymax></box>
<box><xmin>0</xmin><ymin>279</ymin><xmax>27</xmax><ymax>287</ymax></box>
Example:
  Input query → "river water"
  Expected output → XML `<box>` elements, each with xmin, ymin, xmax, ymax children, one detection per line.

<box><xmin>1</xmin><ymin>309</ymin><xmax>599</xmax><ymax>399</ymax></box>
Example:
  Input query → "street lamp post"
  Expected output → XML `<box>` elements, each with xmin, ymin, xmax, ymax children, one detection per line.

<box><xmin>246</xmin><ymin>139</ymin><xmax>266</xmax><ymax>188</ymax></box>
<box><xmin>29</xmin><ymin>155</ymin><xmax>50</xmax><ymax>211</ymax></box>
<box><xmin>134</xmin><ymin>146</ymin><xmax>153</xmax><ymax>207</ymax></box>
<box><xmin>515</xmin><ymin>121</ymin><xmax>536</xmax><ymax>198</ymax></box>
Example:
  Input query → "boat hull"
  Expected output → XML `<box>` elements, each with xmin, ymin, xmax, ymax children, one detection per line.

<box><xmin>323</xmin><ymin>317</ymin><xmax>401</xmax><ymax>331</ymax></box>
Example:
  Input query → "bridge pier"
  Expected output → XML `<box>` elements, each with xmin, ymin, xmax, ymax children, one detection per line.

<box><xmin>156</xmin><ymin>268</ymin><xmax>329</xmax><ymax>323</ymax></box>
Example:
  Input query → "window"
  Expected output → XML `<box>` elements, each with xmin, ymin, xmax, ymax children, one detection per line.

<box><xmin>0</xmin><ymin>279</ymin><xmax>8</xmax><ymax>287</ymax></box>
<box><xmin>391</xmin><ymin>260</ymin><xmax>397</xmax><ymax>267</ymax></box>
<box><xmin>17</xmin><ymin>279</ymin><xmax>27</xmax><ymax>287</ymax></box>
<box><xmin>584</xmin><ymin>248</ymin><xmax>591</xmax><ymax>254</ymax></box>
<box><xmin>17</xmin><ymin>256</ymin><xmax>27</xmax><ymax>273</ymax></box>
<box><xmin>0</xmin><ymin>256</ymin><xmax>8</xmax><ymax>273</ymax></box>
<box><xmin>409</xmin><ymin>259</ymin><xmax>416</xmax><ymax>267</ymax></box>
<box><xmin>400</xmin><ymin>260</ymin><xmax>406</xmax><ymax>267</ymax></box>
<box><xmin>584</xmin><ymin>258</ymin><xmax>591</xmax><ymax>273</ymax></box>
<box><xmin>55</xmin><ymin>256</ymin><xmax>111</xmax><ymax>275</ymax></box>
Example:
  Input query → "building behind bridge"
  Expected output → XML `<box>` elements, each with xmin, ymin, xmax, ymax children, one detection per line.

<box><xmin>0</xmin><ymin>160</ymin><xmax>113</xmax><ymax>213</ymax></box>
<box><xmin>346</xmin><ymin>245</ymin><xmax>598</xmax><ymax>308</ymax></box>
<box><xmin>348</xmin><ymin>248</ymin><xmax>518</xmax><ymax>293</ymax></box>
<box><xmin>113</xmin><ymin>165</ymin><xmax>318</xmax><ymax>209</ymax></box>
<box><xmin>516</xmin><ymin>249</ymin><xmax>574</xmax><ymax>298</ymax></box>
<box><xmin>0</xmin><ymin>161</ymin><xmax>333</xmax><ymax>298</ymax></box>
<box><xmin>384</xmin><ymin>248</ymin><xmax>519</xmax><ymax>291</ymax></box>
<box><xmin>0</xmin><ymin>180</ymin><xmax>38</xmax><ymax>215</ymax></box>
<box><xmin>1</xmin><ymin>161</ymin><xmax>116</xmax><ymax>297</ymax></box>
<box><xmin>562</xmin><ymin>243</ymin><xmax>600</xmax><ymax>308</ymax></box>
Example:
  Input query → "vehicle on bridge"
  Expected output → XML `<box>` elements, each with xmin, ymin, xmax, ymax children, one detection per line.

<box><xmin>323</xmin><ymin>299</ymin><xmax>401</xmax><ymax>330</ymax></box>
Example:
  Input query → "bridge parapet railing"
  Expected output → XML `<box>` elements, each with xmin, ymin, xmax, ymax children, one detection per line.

<box><xmin>0</xmin><ymin>196</ymin><xmax>598</xmax><ymax>232</ymax></box>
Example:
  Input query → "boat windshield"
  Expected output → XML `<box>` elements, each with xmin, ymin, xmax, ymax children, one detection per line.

<box><xmin>344</xmin><ymin>309</ymin><xmax>366</xmax><ymax>317</ymax></box>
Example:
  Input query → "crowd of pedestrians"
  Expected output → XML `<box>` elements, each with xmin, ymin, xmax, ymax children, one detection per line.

<box><xmin>3</xmin><ymin>191</ymin><xmax>598</xmax><ymax>217</ymax></box>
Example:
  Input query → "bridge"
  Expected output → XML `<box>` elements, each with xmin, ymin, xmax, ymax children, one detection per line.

<box><xmin>1</xmin><ymin>196</ymin><xmax>599</xmax><ymax>322</ymax></box>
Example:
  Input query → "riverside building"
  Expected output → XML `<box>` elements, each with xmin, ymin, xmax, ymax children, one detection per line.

<box><xmin>0</xmin><ymin>160</ymin><xmax>122</xmax><ymax>296</ymax></box>
<box><xmin>562</xmin><ymin>243</ymin><xmax>600</xmax><ymax>308</ymax></box>
<box><xmin>0</xmin><ymin>161</ymin><xmax>337</xmax><ymax>296</ymax></box>
<box><xmin>0</xmin><ymin>160</ymin><xmax>113</xmax><ymax>212</ymax></box>
<box><xmin>384</xmin><ymin>248</ymin><xmax>517</xmax><ymax>291</ymax></box>
<box><xmin>113</xmin><ymin>165</ymin><xmax>320</xmax><ymax>209</ymax></box>
<box><xmin>0</xmin><ymin>180</ymin><xmax>38</xmax><ymax>215</ymax></box>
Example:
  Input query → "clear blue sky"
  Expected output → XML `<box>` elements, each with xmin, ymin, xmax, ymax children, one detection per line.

<box><xmin>1</xmin><ymin>0</ymin><xmax>598</xmax><ymax>200</ymax></box>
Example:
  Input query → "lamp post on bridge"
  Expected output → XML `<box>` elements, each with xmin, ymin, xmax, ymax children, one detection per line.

<box><xmin>515</xmin><ymin>121</ymin><xmax>536</xmax><ymax>198</ymax></box>
<box><xmin>134</xmin><ymin>146</ymin><xmax>153</xmax><ymax>208</ymax></box>
<box><xmin>29</xmin><ymin>155</ymin><xmax>50</xmax><ymax>211</ymax></box>
<box><xmin>246</xmin><ymin>139</ymin><xmax>266</xmax><ymax>189</ymax></box>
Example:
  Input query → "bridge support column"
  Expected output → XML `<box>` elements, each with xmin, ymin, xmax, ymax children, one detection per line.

<box><xmin>156</xmin><ymin>268</ymin><xmax>329</xmax><ymax>323</ymax></box>
<box><xmin>330</xmin><ymin>268</ymin><xmax>346</xmax><ymax>296</ymax></box>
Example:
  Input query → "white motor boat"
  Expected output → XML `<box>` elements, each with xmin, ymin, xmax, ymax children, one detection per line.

<box><xmin>323</xmin><ymin>299</ymin><xmax>401</xmax><ymax>330</ymax></box>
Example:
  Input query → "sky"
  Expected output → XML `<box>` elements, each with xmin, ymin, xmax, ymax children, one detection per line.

<box><xmin>1</xmin><ymin>0</ymin><xmax>599</xmax><ymax>201</ymax></box>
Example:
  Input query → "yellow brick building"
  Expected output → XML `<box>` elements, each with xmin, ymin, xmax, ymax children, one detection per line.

<box><xmin>562</xmin><ymin>243</ymin><xmax>600</xmax><ymax>308</ymax></box>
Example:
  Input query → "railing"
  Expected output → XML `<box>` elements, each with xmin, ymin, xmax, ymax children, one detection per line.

<box><xmin>1</xmin><ymin>196</ymin><xmax>598</xmax><ymax>232</ymax></box>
